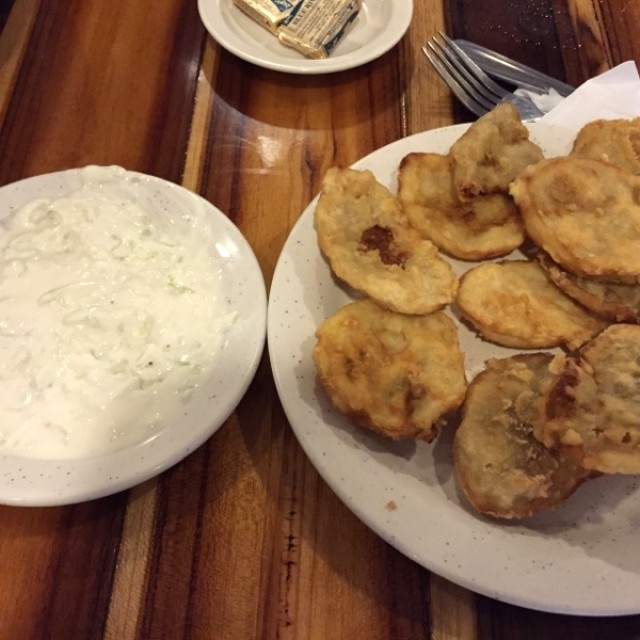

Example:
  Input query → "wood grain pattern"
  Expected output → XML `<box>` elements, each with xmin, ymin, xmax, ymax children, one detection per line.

<box><xmin>104</xmin><ymin>481</ymin><xmax>159</xmax><ymax>640</ymax></box>
<box><xmin>430</xmin><ymin>574</ymin><xmax>477</xmax><ymax>640</ymax></box>
<box><xmin>1</xmin><ymin>0</ymin><xmax>640</xmax><ymax>638</ymax></box>
<box><xmin>0</xmin><ymin>0</ymin><xmax>39</xmax><ymax>124</ymax></box>
<box><xmin>0</xmin><ymin>0</ymin><xmax>202</xmax><ymax>183</ymax></box>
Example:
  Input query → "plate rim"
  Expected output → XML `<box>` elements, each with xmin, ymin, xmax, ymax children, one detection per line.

<box><xmin>197</xmin><ymin>0</ymin><xmax>414</xmax><ymax>75</ymax></box>
<box><xmin>0</xmin><ymin>167</ymin><xmax>267</xmax><ymax>507</ymax></box>
<box><xmin>266</xmin><ymin>123</ymin><xmax>640</xmax><ymax>617</ymax></box>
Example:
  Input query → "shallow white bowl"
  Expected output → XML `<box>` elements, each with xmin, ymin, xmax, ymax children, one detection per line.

<box><xmin>0</xmin><ymin>167</ymin><xmax>267</xmax><ymax>506</ymax></box>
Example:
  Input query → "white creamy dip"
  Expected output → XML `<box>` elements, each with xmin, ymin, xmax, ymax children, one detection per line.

<box><xmin>0</xmin><ymin>166</ymin><xmax>236</xmax><ymax>459</ymax></box>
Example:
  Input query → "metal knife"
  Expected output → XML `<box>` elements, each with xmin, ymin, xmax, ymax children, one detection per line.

<box><xmin>454</xmin><ymin>39</ymin><xmax>575</xmax><ymax>97</ymax></box>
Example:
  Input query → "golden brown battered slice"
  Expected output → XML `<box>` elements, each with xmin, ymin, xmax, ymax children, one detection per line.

<box><xmin>397</xmin><ymin>152</ymin><xmax>525</xmax><ymax>260</ymax></box>
<box><xmin>511</xmin><ymin>156</ymin><xmax>640</xmax><ymax>284</ymax></box>
<box><xmin>571</xmin><ymin>117</ymin><xmax>640</xmax><ymax>174</ymax></box>
<box><xmin>456</xmin><ymin>260</ymin><xmax>607</xmax><ymax>350</ymax></box>
<box><xmin>454</xmin><ymin>353</ymin><xmax>591</xmax><ymax>519</ymax></box>
<box><xmin>314</xmin><ymin>167</ymin><xmax>458</xmax><ymax>315</ymax></box>
<box><xmin>449</xmin><ymin>102</ymin><xmax>544</xmax><ymax>200</ymax></box>
<box><xmin>538</xmin><ymin>252</ymin><xmax>640</xmax><ymax>323</ymax></box>
<box><xmin>539</xmin><ymin>324</ymin><xmax>640</xmax><ymax>474</ymax></box>
<box><xmin>313</xmin><ymin>299</ymin><xmax>467</xmax><ymax>442</ymax></box>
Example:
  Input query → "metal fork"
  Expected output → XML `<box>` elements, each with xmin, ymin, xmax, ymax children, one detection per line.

<box><xmin>423</xmin><ymin>32</ymin><xmax>544</xmax><ymax>121</ymax></box>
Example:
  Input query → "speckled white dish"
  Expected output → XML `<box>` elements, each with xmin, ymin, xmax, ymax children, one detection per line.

<box><xmin>0</xmin><ymin>168</ymin><xmax>267</xmax><ymax>506</ymax></box>
<box><xmin>268</xmin><ymin>123</ymin><xmax>640</xmax><ymax>616</ymax></box>
<box><xmin>197</xmin><ymin>0</ymin><xmax>413</xmax><ymax>74</ymax></box>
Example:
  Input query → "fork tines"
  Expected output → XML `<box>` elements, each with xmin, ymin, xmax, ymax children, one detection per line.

<box><xmin>423</xmin><ymin>32</ymin><xmax>510</xmax><ymax>117</ymax></box>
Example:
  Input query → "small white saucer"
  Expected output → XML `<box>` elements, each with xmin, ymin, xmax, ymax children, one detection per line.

<box><xmin>197</xmin><ymin>0</ymin><xmax>413</xmax><ymax>74</ymax></box>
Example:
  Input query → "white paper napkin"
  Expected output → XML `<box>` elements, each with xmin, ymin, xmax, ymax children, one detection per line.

<box><xmin>539</xmin><ymin>60</ymin><xmax>640</xmax><ymax>127</ymax></box>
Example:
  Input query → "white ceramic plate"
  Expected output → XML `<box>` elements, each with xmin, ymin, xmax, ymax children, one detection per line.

<box><xmin>0</xmin><ymin>168</ymin><xmax>267</xmax><ymax>506</ymax></box>
<box><xmin>197</xmin><ymin>0</ymin><xmax>413</xmax><ymax>74</ymax></box>
<box><xmin>268</xmin><ymin>123</ymin><xmax>640</xmax><ymax>616</ymax></box>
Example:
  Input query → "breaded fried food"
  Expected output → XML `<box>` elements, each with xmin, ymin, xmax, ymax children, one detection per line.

<box><xmin>511</xmin><ymin>156</ymin><xmax>640</xmax><ymax>283</ymax></box>
<box><xmin>538</xmin><ymin>252</ymin><xmax>640</xmax><ymax>323</ymax></box>
<box><xmin>397</xmin><ymin>152</ymin><xmax>525</xmax><ymax>260</ymax></box>
<box><xmin>449</xmin><ymin>102</ymin><xmax>544</xmax><ymax>200</ymax></box>
<box><xmin>571</xmin><ymin>117</ymin><xmax>640</xmax><ymax>174</ymax></box>
<box><xmin>539</xmin><ymin>324</ymin><xmax>640</xmax><ymax>474</ymax></box>
<box><xmin>453</xmin><ymin>354</ymin><xmax>591</xmax><ymax>519</ymax></box>
<box><xmin>313</xmin><ymin>299</ymin><xmax>467</xmax><ymax>442</ymax></box>
<box><xmin>314</xmin><ymin>167</ymin><xmax>458</xmax><ymax>314</ymax></box>
<box><xmin>456</xmin><ymin>260</ymin><xmax>607</xmax><ymax>349</ymax></box>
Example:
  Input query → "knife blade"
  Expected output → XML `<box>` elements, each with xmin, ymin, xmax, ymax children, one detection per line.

<box><xmin>454</xmin><ymin>39</ymin><xmax>575</xmax><ymax>97</ymax></box>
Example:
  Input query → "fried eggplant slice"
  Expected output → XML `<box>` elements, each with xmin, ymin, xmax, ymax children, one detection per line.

<box><xmin>539</xmin><ymin>324</ymin><xmax>640</xmax><ymax>474</ymax></box>
<box><xmin>456</xmin><ymin>260</ymin><xmax>607</xmax><ymax>350</ymax></box>
<box><xmin>571</xmin><ymin>117</ymin><xmax>640</xmax><ymax>174</ymax></box>
<box><xmin>454</xmin><ymin>353</ymin><xmax>591</xmax><ymax>519</ymax></box>
<box><xmin>511</xmin><ymin>156</ymin><xmax>640</xmax><ymax>284</ymax></box>
<box><xmin>397</xmin><ymin>152</ymin><xmax>525</xmax><ymax>260</ymax></box>
<box><xmin>449</xmin><ymin>102</ymin><xmax>544</xmax><ymax>200</ymax></box>
<box><xmin>314</xmin><ymin>167</ymin><xmax>458</xmax><ymax>314</ymax></box>
<box><xmin>538</xmin><ymin>252</ymin><xmax>640</xmax><ymax>323</ymax></box>
<box><xmin>313</xmin><ymin>299</ymin><xmax>467</xmax><ymax>442</ymax></box>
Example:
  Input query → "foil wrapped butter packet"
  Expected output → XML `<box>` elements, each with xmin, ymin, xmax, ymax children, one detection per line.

<box><xmin>278</xmin><ymin>0</ymin><xmax>361</xmax><ymax>59</ymax></box>
<box><xmin>232</xmin><ymin>0</ymin><xmax>303</xmax><ymax>34</ymax></box>
<box><xmin>233</xmin><ymin>0</ymin><xmax>361</xmax><ymax>59</ymax></box>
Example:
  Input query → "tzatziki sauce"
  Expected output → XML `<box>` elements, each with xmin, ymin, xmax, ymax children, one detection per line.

<box><xmin>0</xmin><ymin>166</ymin><xmax>235</xmax><ymax>459</ymax></box>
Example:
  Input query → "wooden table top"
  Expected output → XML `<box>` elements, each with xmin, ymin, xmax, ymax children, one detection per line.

<box><xmin>1</xmin><ymin>0</ymin><xmax>640</xmax><ymax>638</ymax></box>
